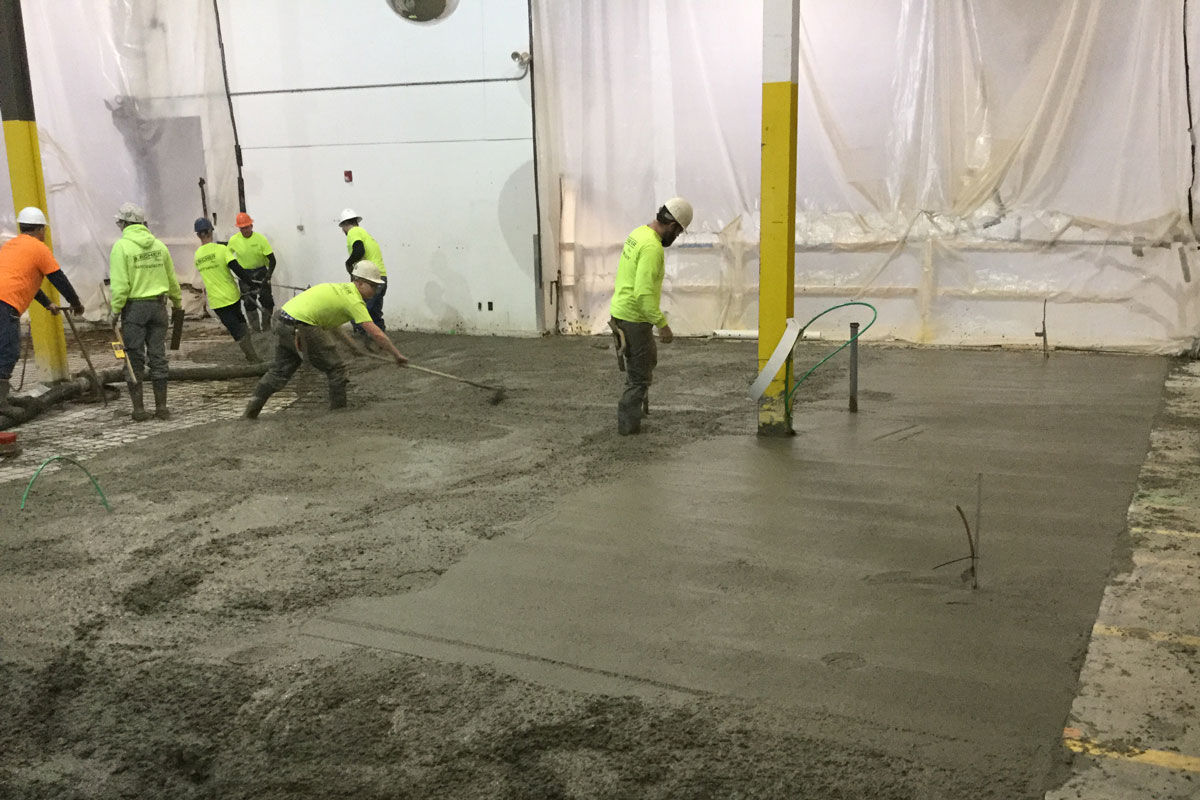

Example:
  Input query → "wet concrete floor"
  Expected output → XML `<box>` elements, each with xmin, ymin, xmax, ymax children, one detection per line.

<box><xmin>305</xmin><ymin>349</ymin><xmax>1169</xmax><ymax>788</ymax></box>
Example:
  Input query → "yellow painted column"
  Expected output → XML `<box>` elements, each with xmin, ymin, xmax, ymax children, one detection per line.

<box><xmin>758</xmin><ymin>0</ymin><xmax>800</xmax><ymax>435</ymax></box>
<box><xmin>2</xmin><ymin>0</ymin><xmax>69</xmax><ymax>382</ymax></box>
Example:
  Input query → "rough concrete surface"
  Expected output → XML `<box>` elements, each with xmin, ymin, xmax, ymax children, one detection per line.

<box><xmin>0</xmin><ymin>329</ymin><xmax>1171</xmax><ymax>799</ymax></box>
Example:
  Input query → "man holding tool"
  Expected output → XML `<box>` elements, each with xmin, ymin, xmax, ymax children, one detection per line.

<box><xmin>0</xmin><ymin>206</ymin><xmax>85</xmax><ymax>412</ymax></box>
<box><xmin>338</xmin><ymin>209</ymin><xmax>388</xmax><ymax>335</ymax></box>
<box><xmin>192</xmin><ymin>217</ymin><xmax>260</xmax><ymax>362</ymax></box>
<box><xmin>243</xmin><ymin>261</ymin><xmax>407</xmax><ymax>419</ymax></box>
<box><xmin>608</xmin><ymin>197</ymin><xmax>691</xmax><ymax>435</ymax></box>
<box><xmin>227</xmin><ymin>211</ymin><xmax>278</xmax><ymax>333</ymax></box>
<box><xmin>108</xmin><ymin>202</ymin><xmax>181</xmax><ymax>421</ymax></box>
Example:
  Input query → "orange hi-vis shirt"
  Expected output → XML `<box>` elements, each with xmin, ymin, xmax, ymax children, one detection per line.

<box><xmin>0</xmin><ymin>234</ymin><xmax>61</xmax><ymax>314</ymax></box>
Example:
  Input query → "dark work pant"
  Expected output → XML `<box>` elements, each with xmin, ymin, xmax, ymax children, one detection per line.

<box><xmin>213</xmin><ymin>303</ymin><xmax>249</xmax><ymax>341</ymax></box>
<box><xmin>0</xmin><ymin>301</ymin><xmax>20</xmax><ymax>381</ymax></box>
<box><xmin>253</xmin><ymin>316</ymin><xmax>348</xmax><ymax>399</ymax></box>
<box><xmin>240</xmin><ymin>270</ymin><xmax>275</xmax><ymax>315</ymax></box>
<box><xmin>613</xmin><ymin>317</ymin><xmax>657</xmax><ymax>434</ymax></box>
<box><xmin>122</xmin><ymin>297</ymin><xmax>169</xmax><ymax>381</ymax></box>
<box><xmin>353</xmin><ymin>277</ymin><xmax>387</xmax><ymax>334</ymax></box>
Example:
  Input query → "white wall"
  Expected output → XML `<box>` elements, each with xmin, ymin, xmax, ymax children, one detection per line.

<box><xmin>220</xmin><ymin>0</ymin><xmax>540</xmax><ymax>335</ymax></box>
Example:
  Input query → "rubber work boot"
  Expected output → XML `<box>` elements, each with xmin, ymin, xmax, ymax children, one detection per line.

<box><xmin>247</xmin><ymin>308</ymin><xmax>262</xmax><ymax>333</ymax></box>
<box><xmin>329</xmin><ymin>382</ymin><xmax>348</xmax><ymax>410</ymax></box>
<box><xmin>152</xmin><ymin>379</ymin><xmax>170</xmax><ymax>420</ymax></box>
<box><xmin>0</xmin><ymin>378</ymin><xmax>17</xmax><ymax>418</ymax></box>
<box><xmin>127</xmin><ymin>381</ymin><xmax>151</xmax><ymax>422</ymax></box>
<box><xmin>236</xmin><ymin>335</ymin><xmax>261</xmax><ymax>362</ymax></box>
<box><xmin>243</xmin><ymin>393</ymin><xmax>268</xmax><ymax>420</ymax></box>
<box><xmin>261</xmin><ymin>311</ymin><xmax>272</xmax><ymax>331</ymax></box>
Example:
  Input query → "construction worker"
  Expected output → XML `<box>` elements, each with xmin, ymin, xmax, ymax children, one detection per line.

<box><xmin>227</xmin><ymin>211</ymin><xmax>277</xmax><ymax>332</ymax></box>
<box><xmin>338</xmin><ymin>208</ymin><xmax>388</xmax><ymax>335</ymax></box>
<box><xmin>608</xmin><ymin>196</ymin><xmax>692</xmax><ymax>435</ymax></box>
<box><xmin>192</xmin><ymin>218</ymin><xmax>260</xmax><ymax>362</ymax></box>
<box><xmin>243</xmin><ymin>261</ymin><xmax>407</xmax><ymax>419</ymax></box>
<box><xmin>0</xmin><ymin>207</ymin><xmax>85</xmax><ymax>412</ymax></box>
<box><xmin>108</xmin><ymin>202</ymin><xmax>182</xmax><ymax>421</ymax></box>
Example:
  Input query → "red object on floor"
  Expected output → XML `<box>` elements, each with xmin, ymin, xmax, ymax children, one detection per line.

<box><xmin>0</xmin><ymin>432</ymin><xmax>16</xmax><ymax>444</ymax></box>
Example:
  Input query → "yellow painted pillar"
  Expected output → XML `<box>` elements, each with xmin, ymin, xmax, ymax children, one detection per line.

<box><xmin>2</xmin><ymin>0</ymin><xmax>69</xmax><ymax>382</ymax></box>
<box><xmin>758</xmin><ymin>0</ymin><xmax>800</xmax><ymax>435</ymax></box>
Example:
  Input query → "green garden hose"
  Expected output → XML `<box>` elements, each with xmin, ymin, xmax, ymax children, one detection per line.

<box><xmin>785</xmin><ymin>301</ymin><xmax>878</xmax><ymax>412</ymax></box>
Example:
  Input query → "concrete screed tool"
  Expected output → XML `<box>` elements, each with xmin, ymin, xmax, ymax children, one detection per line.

<box><xmin>336</xmin><ymin>329</ymin><xmax>506</xmax><ymax>404</ymax></box>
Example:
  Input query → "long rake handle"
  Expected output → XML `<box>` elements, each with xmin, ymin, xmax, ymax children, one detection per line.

<box><xmin>335</xmin><ymin>329</ymin><xmax>500</xmax><ymax>392</ymax></box>
<box><xmin>404</xmin><ymin>362</ymin><xmax>502</xmax><ymax>392</ymax></box>
<box><xmin>62</xmin><ymin>311</ymin><xmax>107</xmax><ymax>406</ymax></box>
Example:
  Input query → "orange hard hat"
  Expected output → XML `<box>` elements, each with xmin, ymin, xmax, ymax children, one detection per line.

<box><xmin>235</xmin><ymin>212</ymin><xmax>254</xmax><ymax>227</ymax></box>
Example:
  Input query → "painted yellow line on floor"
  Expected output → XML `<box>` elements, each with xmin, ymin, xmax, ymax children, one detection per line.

<box><xmin>1063</xmin><ymin>730</ymin><xmax>1200</xmax><ymax>773</ymax></box>
<box><xmin>1093</xmin><ymin>623</ymin><xmax>1200</xmax><ymax>648</ymax></box>
<box><xmin>1130</xmin><ymin>526</ymin><xmax>1200</xmax><ymax>540</ymax></box>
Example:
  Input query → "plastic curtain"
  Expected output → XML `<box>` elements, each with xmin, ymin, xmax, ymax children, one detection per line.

<box><xmin>534</xmin><ymin>0</ymin><xmax>1200</xmax><ymax>352</ymax></box>
<box><xmin>0</xmin><ymin>0</ymin><xmax>238</xmax><ymax>320</ymax></box>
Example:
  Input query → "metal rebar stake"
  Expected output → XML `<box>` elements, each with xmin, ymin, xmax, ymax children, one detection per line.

<box><xmin>974</xmin><ymin>472</ymin><xmax>982</xmax><ymax>588</ymax></box>
<box><xmin>849</xmin><ymin>322</ymin><xmax>859</xmax><ymax>413</ymax></box>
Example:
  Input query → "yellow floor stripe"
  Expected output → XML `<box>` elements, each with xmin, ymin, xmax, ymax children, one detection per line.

<box><xmin>1063</xmin><ymin>731</ymin><xmax>1200</xmax><ymax>773</ymax></box>
<box><xmin>1093</xmin><ymin>624</ymin><xmax>1200</xmax><ymax>648</ymax></box>
<box><xmin>1129</xmin><ymin>526</ymin><xmax>1200</xmax><ymax>540</ymax></box>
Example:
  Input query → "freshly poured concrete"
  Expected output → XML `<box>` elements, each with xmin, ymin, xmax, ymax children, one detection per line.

<box><xmin>306</xmin><ymin>349</ymin><xmax>1169</xmax><ymax>787</ymax></box>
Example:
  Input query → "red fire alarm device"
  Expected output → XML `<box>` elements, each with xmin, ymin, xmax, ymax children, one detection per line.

<box><xmin>344</xmin><ymin>170</ymin><xmax>353</xmax><ymax>183</ymax></box>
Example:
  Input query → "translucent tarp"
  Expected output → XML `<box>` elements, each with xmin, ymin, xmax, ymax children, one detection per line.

<box><xmin>0</xmin><ymin>0</ymin><xmax>238</xmax><ymax>320</ymax></box>
<box><xmin>534</xmin><ymin>0</ymin><xmax>1200</xmax><ymax>352</ymax></box>
<box><xmin>6</xmin><ymin>1</ymin><xmax>1200</xmax><ymax>352</ymax></box>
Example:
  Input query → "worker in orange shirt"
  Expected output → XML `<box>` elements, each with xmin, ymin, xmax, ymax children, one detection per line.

<box><xmin>0</xmin><ymin>207</ymin><xmax>85</xmax><ymax>411</ymax></box>
<box><xmin>227</xmin><ymin>211</ymin><xmax>278</xmax><ymax>332</ymax></box>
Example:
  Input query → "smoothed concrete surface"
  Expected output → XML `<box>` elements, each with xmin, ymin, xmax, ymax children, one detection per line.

<box><xmin>307</xmin><ymin>349</ymin><xmax>1170</xmax><ymax>788</ymax></box>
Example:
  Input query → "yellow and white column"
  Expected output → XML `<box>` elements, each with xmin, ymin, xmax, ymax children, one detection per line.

<box><xmin>758</xmin><ymin>0</ymin><xmax>801</xmax><ymax>435</ymax></box>
<box><xmin>1</xmin><ymin>0</ymin><xmax>69</xmax><ymax>382</ymax></box>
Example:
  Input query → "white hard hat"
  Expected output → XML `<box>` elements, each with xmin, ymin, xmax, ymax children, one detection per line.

<box><xmin>115</xmin><ymin>202</ymin><xmax>146</xmax><ymax>224</ymax></box>
<box><xmin>350</xmin><ymin>260</ymin><xmax>384</xmax><ymax>284</ymax></box>
<box><xmin>662</xmin><ymin>197</ymin><xmax>693</xmax><ymax>231</ymax></box>
<box><xmin>16</xmin><ymin>206</ymin><xmax>47</xmax><ymax>226</ymax></box>
<box><xmin>338</xmin><ymin>208</ymin><xmax>361</xmax><ymax>224</ymax></box>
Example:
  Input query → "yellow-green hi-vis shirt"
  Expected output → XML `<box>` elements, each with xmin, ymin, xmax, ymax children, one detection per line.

<box><xmin>346</xmin><ymin>226</ymin><xmax>387</xmax><ymax>277</ymax></box>
<box><xmin>609</xmin><ymin>225</ymin><xmax>667</xmax><ymax>327</ymax></box>
<box><xmin>227</xmin><ymin>230</ymin><xmax>273</xmax><ymax>271</ymax></box>
<box><xmin>281</xmin><ymin>283</ymin><xmax>372</xmax><ymax>329</ymax></box>
<box><xmin>108</xmin><ymin>224</ymin><xmax>182</xmax><ymax>314</ymax></box>
<box><xmin>193</xmin><ymin>242</ymin><xmax>240</xmax><ymax>309</ymax></box>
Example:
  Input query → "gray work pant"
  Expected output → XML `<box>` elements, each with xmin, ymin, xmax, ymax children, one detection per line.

<box><xmin>253</xmin><ymin>315</ymin><xmax>347</xmax><ymax>398</ymax></box>
<box><xmin>613</xmin><ymin>317</ymin><xmax>657</xmax><ymax>434</ymax></box>
<box><xmin>122</xmin><ymin>297</ymin><xmax>169</xmax><ymax>382</ymax></box>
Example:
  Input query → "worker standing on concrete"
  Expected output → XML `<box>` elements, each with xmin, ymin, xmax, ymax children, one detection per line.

<box><xmin>227</xmin><ymin>211</ymin><xmax>277</xmax><ymax>333</ymax></box>
<box><xmin>192</xmin><ymin>218</ymin><xmax>260</xmax><ymax>362</ymax></box>
<box><xmin>109</xmin><ymin>203</ymin><xmax>182</xmax><ymax>421</ymax></box>
<box><xmin>338</xmin><ymin>208</ymin><xmax>388</xmax><ymax>335</ymax></box>
<box><xmin>0</xmin><ymin>207</ymin><xmax>85</xmax><ymax>412</ymax></box>
<box><xmin>243</xmin><ymin>261</ymin><xmax>407</xmax><ymax>419</ymax></box>
<box><xmin>608</xmin><ymin>197</ymin><xmax>692</xmax><ymax>436</ymax></box>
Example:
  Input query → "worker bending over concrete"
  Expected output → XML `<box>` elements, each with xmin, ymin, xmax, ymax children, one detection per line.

<box><xmin>227</xmin><ymin>211</ymin><xmax>277</xmax><ymax>332</ymax></box>
<box><xmin>192</xmin><ymin>218</ymin><xmax>260</xmax><ymax>362</ymax></box>
<box><xmin>108</xmin><ymin>203</ymin><xmax>181</xmax><ymax>421</ymax></box>
<box><xmin>0</xmin><ymin>207</ymin><xmax>85</xmax><ymax>412</ymax></box>
<box><xmin>243</xmin><ymin>261</ymin><xmax>407</xmax><ymax>419</ymax></box>
<box><xmin>338</xmin><ymin>208</ymin><xmax>388</xmax><ymax>334</ymax></box>
<box><xmin>608</xmin><ymin>197</ymin><xmax>691</xmax><ymax>436</ymax></box>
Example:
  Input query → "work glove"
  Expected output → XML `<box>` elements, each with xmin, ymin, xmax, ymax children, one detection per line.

<box><xmin>70</xmin><ymin>304</ymin><xmax>85</xmax><ymax>316</ymax></box>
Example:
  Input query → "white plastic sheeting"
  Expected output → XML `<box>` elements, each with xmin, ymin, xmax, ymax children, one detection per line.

<box><xmin>534</xmin><ymin>0</ymin><xmax>1200</xmax><ymax>352</ymax></box>
<box><xmin>0</xmin><ymin>0</ymin><xmax>238</xmax><ymax>319</ymax></box>
<box><xmin>7</xmin><ymin>1</ymin><xmax>1200</xmax><ymax>351</ymax></box>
